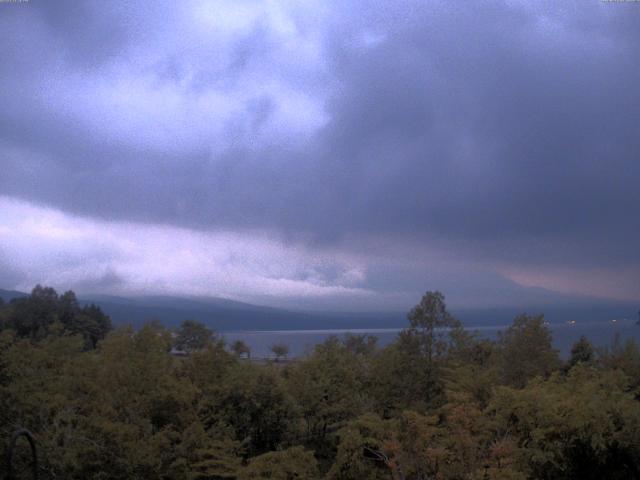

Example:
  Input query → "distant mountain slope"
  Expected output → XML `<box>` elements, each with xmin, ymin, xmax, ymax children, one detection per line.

<box><xmin>81</xmin><ymin>294</ymin><xmax>406</xmax><ymax>331</ymax></box>
<box><xmin>74</xmin><ymin>295</ymin><xmax>640</xmax><ymax>331</ymax></box>
<box><xmin>1</xmin><ymin>288</ymin><xmax>403</xmax><ymax>330</ymax></box>
<box><xmin>1</xmin><ymin>288</ymin><xmax>637</xmax><ymax>331</ymax></box>
<box><xmin>0</xmin><ymin>289</ymin><xmax>28</xmax><ymax>303</ymax></box>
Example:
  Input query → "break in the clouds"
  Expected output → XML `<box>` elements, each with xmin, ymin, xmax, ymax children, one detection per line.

<box><xmin>0</xmin><ymin>0</ymin><xmax>639</xmax><ymax>309</ymax></box>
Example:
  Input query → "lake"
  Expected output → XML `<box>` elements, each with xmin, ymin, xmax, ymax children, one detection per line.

<box><xmin>222</xmin><ymin>318</ymin><xmax>640</xmax><ymax>359</ymax></box>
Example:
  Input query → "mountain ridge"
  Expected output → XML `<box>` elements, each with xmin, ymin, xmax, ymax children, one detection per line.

<box><xmin>1</xmin><ymin>288</ymin><xmax>637</xmax><ymax>331</ymax></box>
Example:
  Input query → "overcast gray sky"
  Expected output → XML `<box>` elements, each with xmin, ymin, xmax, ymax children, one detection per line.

<box><xmin>0</xmin><ymin>0</ymin><xmax>638</xmax><ymax>310</ymax></box>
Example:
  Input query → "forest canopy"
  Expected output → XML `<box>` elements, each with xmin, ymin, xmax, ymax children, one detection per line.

<box><xmin>1</xmin><ymin>287</ymin><xmax>639</xmax><ymax>479</ymax></box>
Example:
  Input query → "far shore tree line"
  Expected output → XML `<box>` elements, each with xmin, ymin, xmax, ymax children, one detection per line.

<box><xmin>1</xmin><ymin>286</ymin><xmax>640</xmax><ymax>479</ymax></box>
<box><xmin>172</xmin><ymin>319</ymin><xmax>288</xmax><ymax>360</ymax></box>
<box><xmin>0</xmin><ymin>288</ymin><xmax>286</xmax><ymax>362</ymax></box>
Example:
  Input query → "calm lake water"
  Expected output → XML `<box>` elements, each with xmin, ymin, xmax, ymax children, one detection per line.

<box><xmin>222</xmin><ymin>319</ymin><xmax>640</xmax><ymax>359</ymax></box>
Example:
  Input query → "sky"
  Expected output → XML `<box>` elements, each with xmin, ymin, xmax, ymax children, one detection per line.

<box><xmin>0</xmin><ymin>0</ymin><xmax>639</xmax><ymax>311</ymax></box>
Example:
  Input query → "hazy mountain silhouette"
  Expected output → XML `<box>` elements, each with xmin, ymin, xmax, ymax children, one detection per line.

<box><xmin>1</xmin><ymin>288</ymin><xmax>637</xmax><ymax>331</ymax></box>
<box><xmin>0</xmin><ymin>289</ymin><xmax>28</xmax><ymax>303</ymax></box>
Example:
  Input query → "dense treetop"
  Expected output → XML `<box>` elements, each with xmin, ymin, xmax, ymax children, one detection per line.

<box><xmin>1</xmin><ymin>289</ymin><xmax>639</xmax><ymax>479</ymax></box>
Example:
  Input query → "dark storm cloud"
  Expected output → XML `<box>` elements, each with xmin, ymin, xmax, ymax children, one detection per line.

<box><xmin>0</xmin><ymin>0</ymin><xmax>639</xmax><ymax>301</ymax></box>
<box><xmin>311</xmin><ymin>1</ymin><xmax>640</xmax><ymax>265</ymax></box>
<box><xmin>69</xmin><ymin>269</ymin><xmax>125</xmax><ymax>291</ymax></box>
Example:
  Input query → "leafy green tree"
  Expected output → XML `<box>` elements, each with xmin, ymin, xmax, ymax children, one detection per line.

<box><xmin>393</xmin><ymin>410</ymin><xmax>451</xmax><ymax>480</ymax></box>
<box><xmin>444</xmin><ymin>334</ymin><xmax>500</xmax><ymax>409</ymax></box>
<box><xmin>369</xmin><ymin>343</ymin><xmax>418</xmax><ymax>415</ymax></box>
<box><xmin>405</xmin><ymin>291</ymin><xmax>462</xmax><ymax>363</ymax></box>
<box><xmin>373</xmin><ymin>291</ymin><xmax>461</xmax><ymax>413</ymax></box>
<box><xmin>568</xmin><ymin>335</ymin><xmax>595</xmax><ymax>369</ymax></box>
<box><xmin>23</xmin><ymin>324</ymin><xmax>193</xmax><ymax>479</ymax></box>
<box><xmin>231</xmin><ymin>339</ymin><xmax>251</xmax><ymax>359</ymax></box>
<box><xmin>59</xmin><ymin>291</ymin><xmax>111</xmax><ymax>349</ymax></box>
<box><xmin>237</xmin><ymin>446</ymin><xmax>319</xmax><ymax>480</ymax></box>
<box><xmin>286</xmin><ymin>337</ymin><xmax>369</xmax><ymax>447</ymax></box>
<box><xmin>178</xmin><ymin>342</ymin><xmax>237</xmax><ymax>396</ymax></box>
<box><xmin>598</xmin><ymin>334</ymin><xmax>640</xmax><ymax>391</ymax></box>
<box><xmin>326</xmin><ymin>414</ymin><xmax>393</xmax><ymax>480</ymax></box>
<box><xmin>1</xmin><ymin>287</ymin><xmax>111</xmax><ymax>348</ymax></box>
<box><xmin>270</xmin><ymin>342</ymin><xmax>289</xmax><ymax>361</ymax></box>
<box><xmin>204</xmin><ymin>363</ymin><xmax>297</xmax><ymax>456</ymax></box>
<box><xmin>167</xmin><ymin>422</ymin><xmax>242</xmax><ymax>480</ymax></box>
<box><xmin>498</xmin><ymin>313</ymin><xmax>560</xmax><ymax>388</ymax></box>
<box><xmin>6</xmin><ymin>285</ymin><xmax>59</xmax><ymax>339</ymax></box>
<box><xmin>57</xmin><ymin>290</ymin><xmax>79</xmax><ymax>325</ymax></box>
<box><xmin>175</xmin><ymin>319</ymin><xmax>215</xmax><ymax>353</ymax></box>
<box><xmin>437</xmin><ymin>395</ymin><xmax>493</xmax><ymax>478</ymax></box>
<box><xmin>79</xmin><ymin>303</ymin><xmax>112</xmax><ymax>348</ymax></box>
<box><xmin>490</xmin><ymin>366</ymin><xmax>640</xmax><ymax>479</ymax></box>
<box><xmin>343</xmin><ymin>333</ymin><xmax>377</xmax><ymax>356</ymax></box>
<box><xmin>5</xmin><ymin>284</ymin><xmax>640</xmax><ymax>480</ymax></box>
<box><xmin>0</xmin><ymin>333</ymin><xmax>97</xmax><ymax>478</ymax></box>
<box><xmin>0</xmin><ymin>299</ymin><xmax>7</xmax><ymax>330</ymax></box>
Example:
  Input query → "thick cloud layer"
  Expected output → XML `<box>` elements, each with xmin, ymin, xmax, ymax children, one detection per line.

<box><xmin>1</xmin><ymin>0</ymin><xmax>638</xmax><ymax>307</ymax></box>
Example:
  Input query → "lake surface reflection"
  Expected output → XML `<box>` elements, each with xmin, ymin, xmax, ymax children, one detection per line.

<box><xmin>222</xmin><ymin>319</ymin><xmax>640</xmax><ymax>359</ymax></box>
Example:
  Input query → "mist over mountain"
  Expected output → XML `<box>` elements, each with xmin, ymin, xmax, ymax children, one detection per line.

<box><xmin>2</xmin><ymin>287</ymin><xmax>636</xmax><ymax>332</ymax></box>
